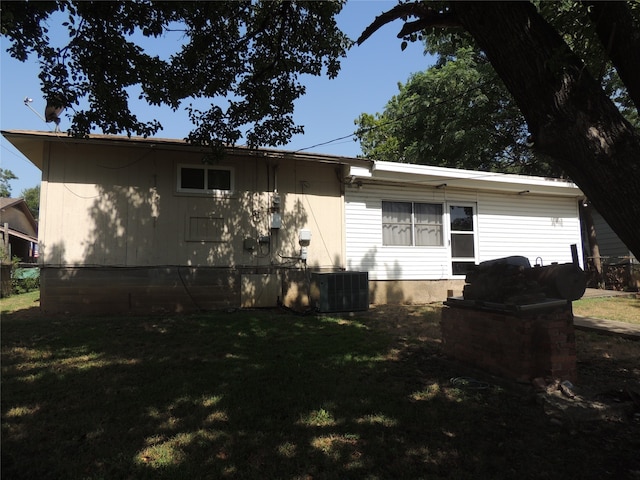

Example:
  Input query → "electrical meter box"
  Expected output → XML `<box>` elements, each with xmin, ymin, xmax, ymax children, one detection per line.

<box><xmin>271</xmin><ymin>212</ymin><xmax>282</xmax><ymax>229</ymax></box>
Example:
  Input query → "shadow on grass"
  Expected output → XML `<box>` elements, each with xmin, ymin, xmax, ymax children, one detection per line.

<box><xmin>2</xmin><ymin>308</ymin><xmax>639</xmax><ymax>479</ymax></box>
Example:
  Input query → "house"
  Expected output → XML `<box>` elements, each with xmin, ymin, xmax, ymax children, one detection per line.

<box><xmin>344</xmin><ymin>161</ymin><xmax>585</xmax><ymax>303</ymax></box>
<box><xmin>586</xmin><ymin>208</ymin><xmax>637</xmax><ymax>264</ymax></box>
<box><xmin>0</xmin><ymin>197</ymin><xmax>38</xmax><ymax>297</ymax></box>
<box><xmin>581</xmin><ymin>205</ymin><xmax>638</xmax><ymax>290</ymax></box>
<box><xmin>0</xmin><ymin>197</ymin><xmax>38</xmax><ymax>263</ymax></box>
<box><xmin>2</xmin><ymin>130</ymin><xmax>586</xmax><ymax>313</ymax></box>
<box><xmin>2</xmin><ymin>130</ymin><xmax>366</xmax><ymax>313</ymax></box>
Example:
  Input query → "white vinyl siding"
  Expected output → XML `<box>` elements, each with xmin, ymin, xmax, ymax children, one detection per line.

<box><xmin>476</xmin><ymin>193</ymin><xmax>582</xmax><ymax>267</ymax></box>
<box><xmin>345</xmin><ymin>185</ymin><xmax>456</xmax><ymax>280</ymax></box>
<box><xmin>346</xmin><ymin>185</ymin><xmax>583</xmax><ymax>281</ymax></box>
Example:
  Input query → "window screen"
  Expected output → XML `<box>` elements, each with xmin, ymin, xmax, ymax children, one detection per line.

<box><xmin>382</xmin><ymin>201</ymin><xmax>443</xmax><ymax>246</ymax></box>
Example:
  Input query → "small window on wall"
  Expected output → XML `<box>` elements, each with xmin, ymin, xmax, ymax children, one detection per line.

<box><xmin>177</xmin><ymin>164</ymin><xmax>233</xmax><ymax>194</ymax></box>
<box><xmin>382</xmin><ymin>201</ymin><xmax>443</xmax><ymax>246</ymax></box>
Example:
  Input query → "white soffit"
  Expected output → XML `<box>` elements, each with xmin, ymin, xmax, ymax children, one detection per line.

<box><xmin>349</xmin><ymin>161</ymin><xmax>583</xmax><ymax>197</ymax></box>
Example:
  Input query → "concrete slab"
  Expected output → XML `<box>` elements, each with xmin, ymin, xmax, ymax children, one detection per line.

<box><xmin>573</xmin><ymin>315</ymin><xmax>640</xmax><ymax>340</ymax></box>
<box><xmin>582</xmin><ymin>288</ymin><xmax>637</xmax><ymax>298</ymax></box>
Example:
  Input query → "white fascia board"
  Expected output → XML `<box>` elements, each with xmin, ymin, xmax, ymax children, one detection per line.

<box><xmin>354</xmin><ymin>161</ymin><xmax>583</xmax><ymax>197</ymax></box>
<box><xmin>346</xmin><ymin>165</ymin><xmax>373</xmax><ymax>178</ymax></box>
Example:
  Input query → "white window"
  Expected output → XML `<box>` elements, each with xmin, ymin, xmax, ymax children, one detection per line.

<box><xmin>177</xmin><ymin>164</ymin><xmax>234</xmax><ymax>194</ymax></box>
<box><xmin>382</xmin><ymin>201</ymin><xmax>443</xmax><ymax>246</ymax></box>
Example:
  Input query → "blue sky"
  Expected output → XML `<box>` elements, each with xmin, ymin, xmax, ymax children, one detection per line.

<box><xmin>1</xmin><ymin>1</ymin><xmax>435</xmax><ymax>196</ymax></box>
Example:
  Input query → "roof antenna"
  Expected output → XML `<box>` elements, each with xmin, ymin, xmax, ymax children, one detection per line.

<box><xmin>23</xmin><ymin>95</ymin><xmax>65</xmax><ymax>132</ymax></box>
<box><xmin>23</xmin><ymin>97</ymin><xmax>46</xmax><ymax>122</ymax></box>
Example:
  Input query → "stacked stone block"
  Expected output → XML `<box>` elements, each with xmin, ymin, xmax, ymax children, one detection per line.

<box><xmin>441</xmin><ymin>304</ymin><xmax>577</xmax><ymax>383</ymax></box>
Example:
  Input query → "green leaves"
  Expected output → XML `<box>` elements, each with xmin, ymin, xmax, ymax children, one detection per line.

<box><xmin>1</xmin><ymin>0</ymin><xmax>350</xmax><ymax>147</ymax></box>
<box><xmin>355</xmin><ymin>46</ymin><xmax>561</xmax><ymax>176</ymax></box>
<box><xmin>0</xmin><ymin>168</ymin><xmax>18</xmax><ymax>197</ymax></box>
<box><xmin>21</xmin><ymin>185</ymin><xmax>40</xmax><ymax>220</ymax></box>
<box><xmin>355</xmin><ymin>1</ymin><xmax>637</xmax><ymax>177</ymax></box>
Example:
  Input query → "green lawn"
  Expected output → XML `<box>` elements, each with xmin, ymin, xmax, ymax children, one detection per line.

<box><xmin>2</xmin><ymin>295</ymin><xmax>639</xmax><ymax>479</ymax></box>
<box><xmin>0</xmin><ymin>289</ymin><xmax>39</xmax><ymax>315</ymax></box>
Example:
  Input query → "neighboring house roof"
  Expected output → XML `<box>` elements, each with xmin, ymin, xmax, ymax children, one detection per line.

<box><xmin>0</xmin><ymin>197</ymin><xmax>37</xmax><ymax>238</ymax></box>
<box><xmin>1</xmin><ymin>228</ymin><xmax>37</xmax><ymax>244</ymax></box>
<box><xmin>0</xmin><ymin>197</ymin><xmax>25</xmax><ymax>210</ymax></box>
<box><xmin>1</xmin><ymin>198</ymin><xmax>38</xmax><ymax>261</ymax></box>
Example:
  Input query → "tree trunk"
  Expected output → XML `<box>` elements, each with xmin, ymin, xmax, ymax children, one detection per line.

<box><xmin>580</xmin><ymin>202</ymin><xmax>605</xmax><ymax>288</ymax></box>
<box><xmin>452</xmin><ymin>1</ymin><xmax>640</xmax><ymax>260</ymax></box>
<box><xmin>585</xmin><ymin>1</ymin><xmax>640</xmax><ymax>113</ymax></box>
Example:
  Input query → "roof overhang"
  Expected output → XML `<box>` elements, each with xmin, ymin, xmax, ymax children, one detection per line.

<box><xmin>3</xmin><ymin>228</ymin><xmax>38</xmax><ymax>243</ymax></box>
<box><xmin>1</xmin><ymin>129</ymin><xmax>373</xmax><ymax>171</ymax></box>
<box><xmin>348</xmin><ymin>161</ymin><xmax>583</xmax><ymax>198</ymax></box>
<box><xmin>2</xmin><ymin>130</ymin><xmax>583</xmax><ymax>198</ymax></box>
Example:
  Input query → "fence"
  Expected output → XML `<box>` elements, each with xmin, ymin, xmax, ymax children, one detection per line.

<box><xmin>585</xmin><ymin>256</ymin><xmax>639</xmax><ymax>291</ymax></box>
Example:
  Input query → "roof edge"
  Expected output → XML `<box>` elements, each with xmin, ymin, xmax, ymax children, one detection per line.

<box><xmin>1</xmin><ymin>129</ymin><xmax>373</xmax><ymax>169</ymax></box>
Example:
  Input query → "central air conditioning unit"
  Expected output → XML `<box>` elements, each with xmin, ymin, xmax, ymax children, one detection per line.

<box><xmin>310</xmin><ymin>271</ymin><xmax>369</xmax><ymax>313</ymax></box>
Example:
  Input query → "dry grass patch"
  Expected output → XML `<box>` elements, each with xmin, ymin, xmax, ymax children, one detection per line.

<box><xmin>573</xmin><ymin>295</ymin><xmax>640</xmax><ymax>324</ymax></box>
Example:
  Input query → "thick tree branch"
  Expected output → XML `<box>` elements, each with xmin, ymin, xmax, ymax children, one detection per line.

<box><xmin>357</xmin><ymin>3</ymin><xmax>460</xmax><ymax>45</ymax></box>
<box><xmin>397</xmin><ymin>15</ymin><xmax>460</xmax><ymax>38</ymax></box>
<box><xmin>584</xmin><ymin>1</ymin><xmax>640</xmax><ymax>114</ymax></box>
<box><xmin>451</xmin><ymin>1</ymin><xmax>640</xmax><ymax>260</ymax></box>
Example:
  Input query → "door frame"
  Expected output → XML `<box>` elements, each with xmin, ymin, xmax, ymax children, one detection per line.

<box><xmin>447</xmin><ymin>202</ymin><xmax>479</xmax><ymax>277</ymax></box>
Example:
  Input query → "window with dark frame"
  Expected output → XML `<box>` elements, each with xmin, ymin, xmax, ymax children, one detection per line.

<box><xmin>178</xmin><ymin>165</ymin><xmax>233</xmax><ymax>193</ymax></box>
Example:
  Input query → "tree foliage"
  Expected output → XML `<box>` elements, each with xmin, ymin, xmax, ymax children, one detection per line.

<box><xmin>1</xmin><ymin>0</ymin><xmax>350</xmax><ymax>147</ymax></box>
<box><xmin>355</xmin><ymin>46</ymin><xmax>561</xmax><ymax>176</ymax></box>
<box><xmin>2</xmin><ymin>1</ymin><xmax>639</xmax><ymax>259</ymax></box>
<box><xmin>355</xmin><ymin>1</ymin><xmax>638</xmax><ymax>177</ymax></box>
<box><xmin>20</xmin><ymin>186</ymin><xmax>40</xmax><ymax>221</ymax></box>
<box><xmin>0</xmin><ymin>168</ymin><xmax>17</xmax><ymax>197</ymax></box>
<box><xmin>357</xmin><ymin>1</ymin><xmax>640</xmax><ymax>260</ymax></box>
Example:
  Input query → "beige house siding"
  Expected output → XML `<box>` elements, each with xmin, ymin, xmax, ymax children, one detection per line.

<box><xmin>39</xmin><ymin>141</ymin><xmax>344</xmax><ymax>267</ymax></box>
<box><xmin>30</xmin><ymin>136</ymin><xmax>347</xmax><ymax>313</ymax></box>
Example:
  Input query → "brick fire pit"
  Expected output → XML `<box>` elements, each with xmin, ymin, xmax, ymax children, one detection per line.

<box><xmin>441</xmin><ymin>299</ymin><xmax>577</xmax><ymax>383</ymax></box>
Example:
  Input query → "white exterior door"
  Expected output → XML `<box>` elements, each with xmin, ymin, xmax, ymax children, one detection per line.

<box><xmin>448</xmin><ymin>204</ymin><xmax>478</xmax><ymax>276</ymax></box>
